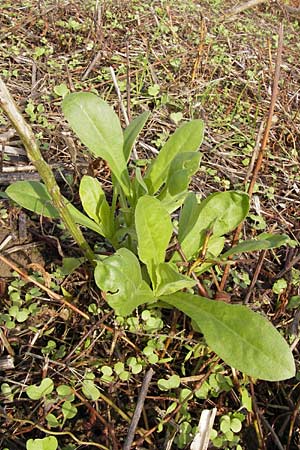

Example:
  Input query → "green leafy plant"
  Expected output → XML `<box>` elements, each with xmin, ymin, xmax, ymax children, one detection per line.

<box><xmin>211</xmin><ymin>412</ymin><xmax>245</xmax><ymax>449</ymax></box>
<box><xmin>26</xmin><ymin>436</ymin><xmax>58</xmax><ymax>450</ymax></box>
<box><xmin>5</xmin><ymin>92</ymin><xmax>295</xmax><ymax>381</ymax></box>
<box><xmin>26</xmin><ymin>378</ymin><xmax>54</xmax><ymax>400</ymax></box>
<box><xmin>0</xmin><ymin>274</ymin><xmax>42</xmax><ymax>330</ymax></box>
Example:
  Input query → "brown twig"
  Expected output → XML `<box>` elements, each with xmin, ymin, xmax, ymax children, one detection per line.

<box><xmin>250</xmin><ymin>380</ymin><xmax>266</xmax><ymax>450</ymax></box>
<box><xmin>286</xmin><ymin>393</ymin><xmax>300</xmax><ymax>450</ymax></box>
<box><xmin>260</xmin><ymin>413</ymin><xmax>285</xmax><ymax>450</ymax></box>
<box><xmin>224</xmin><ymin>0</ymin><xmax>268</xmax><ymax>18</ymax></box>
<box><xmin>82</xmin><ymin>51</ymin><xmax>102</xmax><ymax>81</ymax></box>
<box><xmin>275</xmin><ymin>251</ymin><xmax>300</xmax><ymax>279</ymax></box>
<box><xmin>123</xmin><ymin>368</ymin><xmax>155</xmax><ymax>450</ymax></box>
<box><xmin>244</xmin><ymin>249</ymin><xmax>268</xmax><ymax>304</ymax></box>
<box><xmin>219</xmin><ymin>23</ymin><xmax>284</xmax><ymax>292</ymax></box>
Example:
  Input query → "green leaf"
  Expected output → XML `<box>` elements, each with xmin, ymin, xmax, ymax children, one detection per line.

<box><xmin>241</xmin><ymin>386</ymin><xmax>252</xmax><ymax>412</ymax></box>
<box><xmin>62</xmin><ymin>92</ymin><xmax>130</xmax><ymax>195</ymax></box>
<box><xmin>148</xmin><ymin>84</ymin><xmax>160</xmax><ymax>97</ymax></box>
<box><xmin>155</xmin><ymin>262</ymin><xmax>196</xmax><ymax>296</ymax></box>
<box><xmin>178</xmin><ymin>191</ymin><xmax>249</xmax><ymax>260</ymax></box>
<box><xmin>287</xmin><ymin>295</ymin><xmax>300</xmax><ymax>310</ymax></box>
<box><xmin>123</xmin><ymin>111</ymin><xmax>150</xmax><ymax>162</ymax></box>
<box><xmin>158</xmin><ymin>152</ymin><xmax>201</xmax><ymax>213</ymax></box>
<box><xmin>79</xmin><ymin>175</ymin><xmax>112</xmax><ymax>237</ymax></box>
<box><xmin>222</xmin><ymin>233</ymin><xmax>291</xmax><ymax>258</ymax></box>
<box><xmin>158</xmin><ymin>374</ymin><xmax>180</xmax><ymax>391</ymax></box>
<box><xmin>26</xmin><ymin>437</ymin><xmax>58</xmax><ymax>450</ymax></box>
<box><xmin>135</xmin><ymin>196</ymin><xmax>173</xmax><ymax>285</ymax></box>
<box><xmin>170</xmin><ymin>111</ymin><xmax>183</xmax><ymax>125</ymax></box>
<box><xmin>114</xmin><ymin>362</ymin><xmax>125</xmax><ymax>375</ymax></box>
<box><xmin>162</xmin><ymin>292</ymin><xmax>295</xmax><ymax>381</ymax></box>
<box><xmin>6</xmin><ymin>181</ymin><xmax>60</xmax><ymax>218</ymax></box>
<box><xmin>46</xmin><ymin>413</ymin><xmax>60</xmax><ymax>428</ymax></box>
<box><xmin>16</xmin><ymin>309</ymin><xmax>29</xmax><ymax>322</ymax></box>
<box><xmin>26</xmin><ymin>378</ymin><xmax>54</xmax><ymax>400</ymax></box>
<box><xmin>231</xmin><ymin>418</ymin><xmax>242</xmax><ymax>433</ymax></box>
<box><xmin>220</xmin><ymin>416</ymin><xmax>231</xmax><ymax>433</ymax></box>
<box><xmin>59</xmin><ymin>258</ymin><xmax>86</xmax><ymax>276</ymax></box>
<box><xmin>56</xmin><ymin>384</ymin><xmax>74</xmax><ymax>401</ymax></box>
<box><xmin>82</xmin><ymin>379</ymin><xmax>101</xmax><ymax>400</ymax></box>
<box><xmin>94</xmin><ymin>248</ymin><xmax>155</xmax><ymax>316</ymax></box>
<box><xmin>53</xmin><ymin>83</ymin><xmax>70</xmax><ymax>98</ymax></box>
<box><xmin>144</xmin><ymin>119</ymin><xmax>204</xmax><ymax>194</ymax></box>
<box><xmin>6</xmin><ymin>181</ymin><xmax>105</xmax><ymax>235</ymax></box>
<box><xmin>273</xmin><ymin>278</ymin><xmax>287</xmax><ymax>295</ymax></box>
<box><xmin>133</xmin><ymin>166</ymin><xmax>149</xmax><ymax>196</ymax></box>
<box><xmin>62</xmin><ymin>400</ymin><xmax>77</xmax><ymax>420</ymax></box>
<box><xmin>67</xmin><ymin>201</ymin><xmax>106</xmax><ymax>235</ymax></box>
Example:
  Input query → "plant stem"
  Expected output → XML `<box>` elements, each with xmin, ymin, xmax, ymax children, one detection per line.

<box><xmin>0</xmin><ymin>77</ymin><xmax>95</xmax><ymax>262</ymax></box>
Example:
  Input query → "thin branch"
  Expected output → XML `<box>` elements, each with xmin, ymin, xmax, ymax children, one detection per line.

<box><xmin>224</xmin><ymin>0</ymin><xmax>268</xmax><ymax>18</ymax></box>
<box><xmin>123</xmin><ymin>368</ymin><xmax>155</xmax><ymax>450</ymax></box>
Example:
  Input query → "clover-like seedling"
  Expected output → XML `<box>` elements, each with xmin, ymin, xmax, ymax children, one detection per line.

<box><xmin>114</xmin><ymin>362</ymin><xmax>131</xmax><ymax>381</ymax></box>
<box><xmin>26</xmin><ymin>378</ymin><xmax>54</xmax><ymax>400</ymax></box>
<box><xmin>26</xmin><ymin>436</ymin><xmax>58</xmax><ymax>450</ymax></box>
<box><xmin>158</xmin><ymin>374</ymin><xmax>180</xmax><ymax>391</ymax></box>
<box><xmin>127</xmin><ymin>356</ymin><xmax>143</xmax><ymax>375</ymax></box>
<box><xmin>82</xmin><ymin>373</ymin><xmax>101</xmax><ymax>400</ymax></box>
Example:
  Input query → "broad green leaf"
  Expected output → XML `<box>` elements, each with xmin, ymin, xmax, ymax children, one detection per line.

<box><xmin>26</xmin><ymin>378</ymin><xmax>54</xmax><ymax>400</ymax></box>
<box><xmin>62</xmin><ymin>92</ymin><xmax>130</xmax><ymax>195</ymax></box>
<box><xmin>79</xmin><ymin>175</ymin><xmax>113</xmax><ymax>237</ymax></box>
<box><xmin>178</xmin><ymin>191</ymin><xmax>249</xmax><ymax>260</ymax></box>
<box><xmin>134</xmin><ymin>167</ymin><xmax>149</xmax><ymax>195</ymax></box>
<box><xmin>6</xmin><ymin>181</ymin><xmax>59</xmax><ymax>218</ymax></box>
<box><xmin>222</xmin><ymin>233</ymin><xmax>291</xmax><ymax>258</ymax></box>
<box><xmin>135</xmin><ymin>196</ymin><xmax>173</xmax><ymax>285</ymax></box>
<box><xmin>6</xmin><ymin>181</ymin><xmax>105</xmax><ymax>235</ymax></box>
<box><xmin>175</xmin><ymin>192</ymin><xmax>199</xmax><ymax>243</ymax></box>
<box><xmin>155</xmin><ymin>262</ymin><xmax>196</xmax><ymax>296</ymax></box>
<box><xmin>94</xmin><ymin>248</ymin><xmax>155</xmax><ymax>316</ymax></box>
<box><xmin>144</xmin><ymin>119</ymin><xmax>204</xmax><ymax>194</ymax></box>
<box><xmin>67</xmin><ymin>201</ymin><xmax>106</xmax><ymax>235</ymax></box>
<box><xmin>130</xmin><ymin>167</ymin><xmax>149</xmax><ymax>207</ymax></box>
<box><xmin>123</xmin><ymin>111</ymin><xmax>150</xmax><ymax>161</ymax></box>
<box><xmin>158</xmin><ymin>152</ymin><xmax>201</xmax><ymax>213</ymax></box>
<box><xmin>162</xmin><ymin>292</ymin><xmax>295</xmax><ymax>381</ymax></box>
<box><xmin>26</xmin><ymin>437</ymin><xmax>58</xmax><ymax>450</ymax></box>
